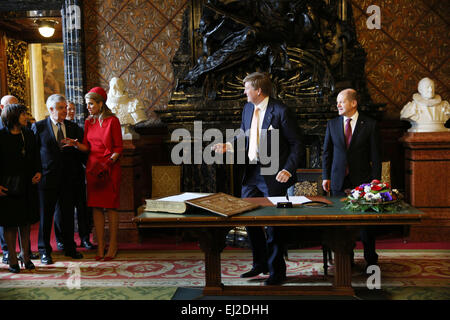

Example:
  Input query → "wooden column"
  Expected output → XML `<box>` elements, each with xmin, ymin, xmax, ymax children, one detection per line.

<box><xmin>400</xmin><ymin>132</ymin><xmax>450</xmax><ymax>241</ymax></box>
<box><xmin>198</xmin><ymin>228</ymin><xmax>229</xmax><ymax>295</ymax></box>
<box><xmin>323</xmin><ymin>227</ymin><xmax>357</xmax><ymax>294</ymax></box>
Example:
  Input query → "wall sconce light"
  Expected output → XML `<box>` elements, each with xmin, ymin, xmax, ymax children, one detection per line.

<box><xmin>36</xmin><ymin>19</ymin><xmax>58</xmax><ymax>38</ymax></box>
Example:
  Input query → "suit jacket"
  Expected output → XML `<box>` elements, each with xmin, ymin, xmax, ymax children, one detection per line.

<box><xmin>32</xmin><ymin>117</ymin><xmax>85</xmax><ymax>189</ymax></box>
<box><xmin>236</xmin><ymin>97</ymin><xmax>303</xmax><ymax>196</ymax></box>
<box><xmin>322</xmin><ymin>112</ymin><xmax>381</xmax><ymax>192</ymax></box>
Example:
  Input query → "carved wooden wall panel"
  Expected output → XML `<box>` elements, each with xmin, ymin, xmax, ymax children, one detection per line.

<box><xmin>5</xmin><ymin>38</ymin><xmax>28</xmax><ymax>105</ymax></box>
<box><xmin>350</xmin><ymin>0</ymin><xmax>449</xmax><ymax>118</ymax></box>
<box><xmin>84</xmin><ymin>0</ymin><xmax>448</xmax><ymax>120</ymax></box>
<box><xmin>83</xmin><ymin>0</ymin><xmax>187</xmax><ymax>115</ymax></box>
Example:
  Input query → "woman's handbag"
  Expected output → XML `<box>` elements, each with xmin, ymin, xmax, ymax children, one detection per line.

<box><xmin>0</xmin><ymin>175</ymin><xmax>26</xmax><ymax>196</ymax></box>
<box><xmin>87</xmin><ymin>159</ymin><xmax>112</xmax><ymax>180</ymax></box>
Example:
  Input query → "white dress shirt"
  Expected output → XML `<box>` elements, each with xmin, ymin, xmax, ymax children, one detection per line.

<box><xmin>253</xmin><ymin>96</ymin><xmax>269</xmax><ymax>132</ymax></box>
<box><xmin>343</xmin><ymin>111</ymin><xmax>359</xmax><ymax>135</ymax></box>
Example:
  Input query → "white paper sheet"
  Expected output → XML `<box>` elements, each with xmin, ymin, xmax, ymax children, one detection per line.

<box><xmin>157</xmin><ymin>192</ymin><xmax>211</xmax><ymax>202</ymax></box>
<box><xmin>267</xmin><ymin>196</ymin><xmax>311</xmax><ymax>205</ymax></box>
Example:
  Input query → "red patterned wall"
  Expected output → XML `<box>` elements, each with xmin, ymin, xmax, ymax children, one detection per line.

<box><xmin>83</xmin><ymin>0</ymin><xmax>188</xmax><ymax>116</ymax></box>
<box><xmin>84</xmin><ymin>0</ymin><xmax>449</xmax><ymax>119</ymax></box>
<box><xmin>351</xmin><ymin>0</ymin><xmax>449</xmax><ymax>118</ymax></box>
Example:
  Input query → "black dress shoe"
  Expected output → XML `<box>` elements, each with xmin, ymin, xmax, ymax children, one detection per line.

<box><xmin>56</xmin><ymin>242</ymin><xmax>65</xmax><ymax>251</ymax></box>
<box><xmin>240</xmin><ymin>267</ymin><xmax>269</xmax><ymax>278</ymax></box>
<box><xmin>2</xmin><ymin>252</ymin><xmax>9</xmax><ymax>264</ymax></box>
<box><xmin>81</xmin><ymin>240</ymin><xmax>95</xmax><ymax>250</ymax></box>
<box><xmin>8</xmin><ymin>264</ymin><xmax>20</xmax><ymax>273</ymax></box>
<box><xmin>18</xmin><ymin>255</ymin><xmax>36</xmax><ymax>270</ymax></box>
<box><xmin>264</xmin><ymin>275</ymin><xmax>286</xmax><ymax>286</ymax></box>
<box><xmin>64</xmin><ymin>251</ymin><xmax>83</xmax><ymax>259</ymax></box>
<box><xmin>29</xmin><ymin>252</ymin><xmax>39</xmax><ymax>260</ymax></box>
<box><xmin>40</xmin><ymin>254</ymin><xmax>53</xmax><ymax>265</ymax></box>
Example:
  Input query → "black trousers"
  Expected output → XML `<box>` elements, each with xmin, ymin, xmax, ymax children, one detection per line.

<box><xmin>332</xmin><ymin>176</ymin><xmax>378</xmax><ymax>265</ymax></box>
<box><xmin>38</xmin><ymin>186</ymin><xmax>77</xmax><ymax>255</ymax></box>
<box><xmin>54</xmin><ymin>180</ymin><xmax>91</xmax><ymax>244</ymax></box>
<box><xmin>241</xmin><ymin>165</ymin><xmax>287</xmax><ymax>278</ymax></box>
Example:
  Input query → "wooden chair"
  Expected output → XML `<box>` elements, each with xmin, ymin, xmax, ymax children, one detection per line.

<box><xmin>149</xmin><ymin>165</ymin><xmax>183</xmax><ymax>242</ymax></box>
<box><xmin>151</xmin><ymin>165</ymin><xmax>182</xmax><ymax>198</ymax></box>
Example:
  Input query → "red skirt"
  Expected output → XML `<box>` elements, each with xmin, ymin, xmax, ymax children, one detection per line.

<box><xmin>86</xmin><ymin>153</ymin><xmax>121</xmax><ymax>209</ymax></box>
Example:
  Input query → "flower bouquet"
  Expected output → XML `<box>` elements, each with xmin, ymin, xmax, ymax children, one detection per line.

<box><xmin>342</xmin><ymin>180</ymin><xmax>404</xmax><ymax>213</ymax></box>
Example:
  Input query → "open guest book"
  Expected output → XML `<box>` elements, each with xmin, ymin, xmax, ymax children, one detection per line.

<box><xmin>144</xmin><ymin>192</ymin><xmax>211</xmax><ymax>214</ymax></box>
<box><xmin>144</xmin><ymin>192</ymin><xmax>260</xmax><ymax>217</ymax></box>
<box><xmin>185</xmin><ymin>192</ymin><xmax>260</xmax><ymax>217</ymax></box>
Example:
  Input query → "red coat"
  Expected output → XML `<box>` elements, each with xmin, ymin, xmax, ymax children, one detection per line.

<box><xmin>83</xmin><ymin>116</ymin><xmax>123</xmax><ymax>208</ymax></box>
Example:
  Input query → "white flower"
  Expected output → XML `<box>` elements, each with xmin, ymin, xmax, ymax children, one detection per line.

<box><xmin>352</xmin><ymin>190</ymin><xmax>361</xmax><ymax>198</ymax></box>
<box><xmin>364</xmin><ymin>185</ymin><xmax>372</xmax><ymax>193</ymax></box>
<box><xmin>373</xmin><ymin>193</ymin><xmax>381</xmax><ymax>200</ymax></box>
<box><xmin>364</xmin><ymin>193</ymin><xmax>375</xmax><ymax>201</ymax></box>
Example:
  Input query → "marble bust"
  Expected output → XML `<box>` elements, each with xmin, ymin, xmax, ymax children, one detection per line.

<box><xmin>400</xmin><ymin>77</ymin><xmax>450</xmax><ymax>132</ymax></box>
<box><xmin>107</xmin><ymin>77</ymin><xmax>147</xmax><ymax>139</ymax></box>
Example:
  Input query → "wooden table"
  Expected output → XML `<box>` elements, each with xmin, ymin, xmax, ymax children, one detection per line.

<box><xmin>133</xmin><ymin>197</ymin><xmax>425</xmax><ymax>296</ymax></box>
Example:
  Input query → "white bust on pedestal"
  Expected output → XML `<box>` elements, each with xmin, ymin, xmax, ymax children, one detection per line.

<box><xmin>107</xmin><ymin>77</ymin><xmax>147</xmax><ymax>139</ymax></box>
<box><xmin>400</xmin><ymin>77</ymin><xmax>450</xmax><ymax>132</ymax></box>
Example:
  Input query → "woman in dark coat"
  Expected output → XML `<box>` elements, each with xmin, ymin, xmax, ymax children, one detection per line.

<box><xmin>0</xmin><ymin>104</ymin><xmax>41</xmax><ymax>273</ymax></box>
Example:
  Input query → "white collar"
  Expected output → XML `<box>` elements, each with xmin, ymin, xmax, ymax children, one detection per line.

<box><xmin>254</xmin><ymin>96</ymin><xmax>269</xmax><ymax>111</ymax></box>
<box><xmin>49</xmin><ymin>117</ymin><xmax>64</xmax><ymax>127</ymax></box>
<box><xmin>413</xmin><ymin>93</ymin><xmax>442</xmax><ymax>107</ymax></box>
<box><xmin>50</xmin><ymin>117</ymin><xmax>64</xmax><ymax>126</ymax></box>
<box><xmin>344</xmin><ymin>110</ymin><xmax>359</xmax><ymax>123</ymax></box>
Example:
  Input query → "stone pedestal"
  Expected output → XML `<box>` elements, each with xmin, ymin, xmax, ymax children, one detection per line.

<box><xmin>116</xmin><ymin>139</ymin><xmax>145</xmax><ymax>243</ymax></box>
<box><xmin>379</xmin><ymin>120</ymin><xmax>410</xmax><ymax>190</ymax></box>
<box><xmin>92</xmin><ymin>139</ymin><xmax>144</xmax><ymax>243</ymax></box>
<box><xmin>400</xmin><ymin>132</ymin><xmax>450</xmax><ymax>241</ymax></box>
<box><xmin>94</xmin><ymin>127</ymin><xmax>170</xmax><ymax>243</ymax></box>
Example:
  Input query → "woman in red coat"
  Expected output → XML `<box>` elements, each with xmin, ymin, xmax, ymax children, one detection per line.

<box><xmin>64</xmin><ymin>87</ymin><xmax>123</xmax><ymax>260</ymax></box>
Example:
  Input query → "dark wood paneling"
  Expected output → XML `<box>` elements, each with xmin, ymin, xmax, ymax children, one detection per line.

<box><xmin>401</xmin><ymin>132</ymin><xmax>450</xmax><ymax>241</ymax></box>
<box><xmin>0</xmin><ymin>32</ymin><xmax>7</xmax><ymax>97</ymax></box>
<box><xmin>0</xmin><ymin>1</ymin><xmax>63</xmax><ymax>12</ymax></box>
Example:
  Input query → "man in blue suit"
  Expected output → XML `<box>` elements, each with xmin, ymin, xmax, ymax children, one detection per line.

<box><xmin>32</xmin><ymin>94</ymin><xmax>84</xmax><ymax>264</ymax></box>
<box><xmin>214</xmin><ymin>72</ymin><xmax>302</xmax><ymax>285</ymax></box>
<box><xmin>322</xmin><ymin>88</ymin><xmax>381</xmax><ymax>268</ymax></box>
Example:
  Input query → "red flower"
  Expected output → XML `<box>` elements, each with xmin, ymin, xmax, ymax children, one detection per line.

<box><xmin>372</xmin><ymin>185</ymin><xmax>382</xmax><ymax>191</ymax></box>
<box><xmin>371</xmin><ymin>179</ymin><xmax>380</xmax><ymax>184</ymax></box>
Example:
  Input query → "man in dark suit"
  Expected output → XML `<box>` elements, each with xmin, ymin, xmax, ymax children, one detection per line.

<box><xmin>32</xmin><ymin>94</ymin><xmax>84</xmax><ymax>264</ymax></box>
<box><xmin>322</xmin><ymin>88</ymin><xmax>381</xmax><ymax>268</ymax></box>
<box><xmin>53</xmin><ymin>101</ymin><xmax>94</xmax><ymax>251</ymax></box>
<box><xmin>214</xmin><ymin>72</ymin><xmax>302</xmax><ymax>285</ymax></box>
